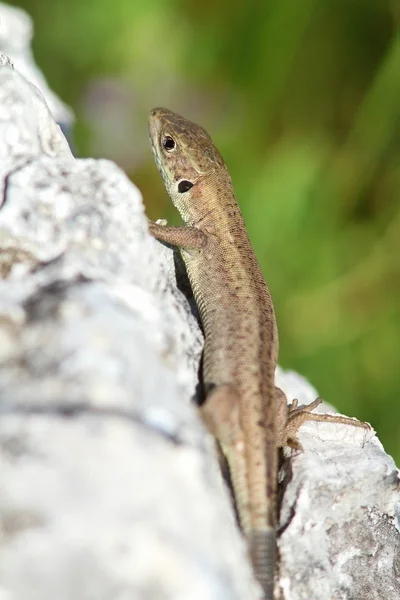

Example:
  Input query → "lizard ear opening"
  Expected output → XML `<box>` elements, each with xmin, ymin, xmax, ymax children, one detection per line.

<box><xmin>178</xmin><ymin>180</ymin><xmax>194</xmax><ymax>193</ymax></box>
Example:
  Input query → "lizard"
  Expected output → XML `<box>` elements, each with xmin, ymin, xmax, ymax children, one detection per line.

<box><xmin>147</xmin><ymin>107</ymin><xmax>370</xmax><ymax>599</ymax></box>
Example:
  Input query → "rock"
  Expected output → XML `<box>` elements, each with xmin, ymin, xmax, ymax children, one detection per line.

<box><xmin>0</xmin><ymin>2</ymin><xmax>73</xmax><ymax>131</ymax></box>
<box><xmin>276</xmin><ymin>368</ymin><xmax>400</xmax><ymax>600</ymax></box>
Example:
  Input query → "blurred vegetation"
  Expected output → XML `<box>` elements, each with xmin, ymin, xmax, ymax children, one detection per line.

<box><xmin>8</xmin><ymin>0</ymin><xmax>400</xmax><ymax>462</ymax></box>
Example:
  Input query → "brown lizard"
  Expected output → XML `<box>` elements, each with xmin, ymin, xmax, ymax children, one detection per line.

<box><xmin>147</xmin><ymin>107</ymin><xmax>369</xmax><ymax>599</ymax></box>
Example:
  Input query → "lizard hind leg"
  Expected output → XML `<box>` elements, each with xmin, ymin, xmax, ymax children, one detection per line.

<box><xmin>275</xmin><ymin>386</ymin><xmax>371</xmax><ymax>450</ymax></box>
<box><xmin>201</xmin><ymin>387</ymin><xmax>276</xmax><ymax>599</ymax></box>
<box><xmin>200</xmin><ymin>384</ymin><xmax>252</xmax><ymax>537</ymax></box>
<box><xmin>200</xmin><ymin>384</ymin><xmax>242</xmax><ymax>445</ymax></box>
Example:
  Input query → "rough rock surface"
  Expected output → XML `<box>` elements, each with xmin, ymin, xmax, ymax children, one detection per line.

<box><xmin>0</xmin><ymin>36</ymin><xmax>399</xmax><ymax>600</ymax></box>
<box><xmin>275</xmin><ymin>371</ymin><xmax>400</xmax><ymax>600</ymax></box>
<box><xmin>0</xmin><ymin>2</ymin><xmax>73</xmax><ymax>128</ymax></box>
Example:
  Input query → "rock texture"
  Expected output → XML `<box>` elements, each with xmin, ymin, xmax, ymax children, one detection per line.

<box><xmin>0</xmin><ymin>1</ymin><xmax>73</xmax><ymax>128</ymax></box>
<box><xmin>275</xmin><ymin>371</ymin><xmax>400</xmax><ymax>600</ymax></box>
<box><xmin>0</xmin><ymin>15</ymin><xmax>399</xmax><ymax>600</ymax></box>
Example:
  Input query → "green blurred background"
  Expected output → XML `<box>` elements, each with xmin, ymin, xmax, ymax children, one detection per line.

<box><xmin>9</xmin><ymin>0</ymin><xmax>399</xmax><ymax>462</ymax></box>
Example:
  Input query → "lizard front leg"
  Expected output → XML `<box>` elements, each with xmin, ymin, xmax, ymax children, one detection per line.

<box><xmin>148</xmin><ymin>220</ymin><xmax>207</xmax><ymax>251</ymax></box>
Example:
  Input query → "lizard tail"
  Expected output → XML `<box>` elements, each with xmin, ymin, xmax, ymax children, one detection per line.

<box><xmin>248</xmin><ymin>528</ymin><xmax>276</xmax><ymax>599</ymax></box>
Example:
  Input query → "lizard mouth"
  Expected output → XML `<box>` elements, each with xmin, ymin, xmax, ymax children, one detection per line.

<box><xmin>148</xmin><ymin>110</ymin><xmax>163</xmax><ymax>165</ymax></box>
<box><xmin>148</xmin><ymin>108</ymin><xmax>174</xmax><ymax>188</ymax></box>
<box><xmin>148</xmin><ymin>110</ymin><xmax>160</xmax><ymax>145</ymax></box>
<box><xmin>148</xmin><ymin>107</ymin><xmax>174</xmax><ymax>141</ymax></box>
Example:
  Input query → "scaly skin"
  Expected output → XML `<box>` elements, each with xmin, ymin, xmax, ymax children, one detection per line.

<box><xmin>147</xmin><ymin>107</ymin><xmax>370</xmax><ymax>599</ymax></box>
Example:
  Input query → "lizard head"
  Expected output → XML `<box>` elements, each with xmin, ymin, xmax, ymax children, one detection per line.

<box><xmin>148</xmin><ymin>107</ymin><xmax>226</xmax><ymax>214</ymax></box>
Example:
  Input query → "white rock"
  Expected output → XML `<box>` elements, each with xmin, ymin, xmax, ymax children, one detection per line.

<box><xmin>0</xmin><ymin>2</ymin><xmax>73</xmax><ymax>127</ymax></box>
<box><xmin>276</xmin><ymin>366</ymin><xmax>399</xmax><ymax>599</ymax></box>
<box><xmin>277</xmin><ymin>394</ymin><xmax>399</xmax><ymax>599</ymax></box>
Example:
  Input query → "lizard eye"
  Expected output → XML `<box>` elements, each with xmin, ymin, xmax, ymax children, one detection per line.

<box><xmin>162</xmin><ymin>135</ymin><xmax>176</xmax><ymax>151</ymax></box>
<box><xmin>178</xmin><ymin>180</ymin><xmax>193</xmax><ymax>193</ymax></box>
